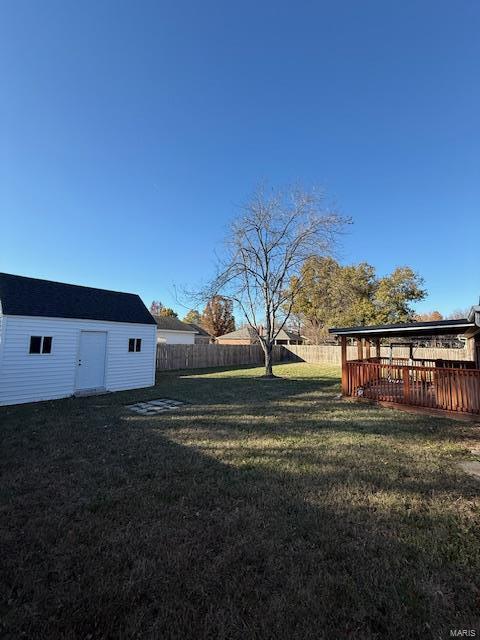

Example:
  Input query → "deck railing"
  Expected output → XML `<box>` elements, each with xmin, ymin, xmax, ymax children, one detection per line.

<box><xmin>346</xmin><ymin>360</ymin><xmax>480</xmax><ymax>415</ymax></box>
<box><xmin>366</xmin><ymin>357</ymin><xmax>475</xmax><ymax>369</ymax></box>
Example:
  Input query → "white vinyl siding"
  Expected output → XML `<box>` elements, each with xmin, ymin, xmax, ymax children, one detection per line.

<box><xmin>0</xmin><ymin>312</ymin><xmax>4</xmax><ymax>349</ymax></box>
<box><xmin>0</xmin><ymin>315</ymin><xmax>156</xmax><ymax>406</ymax></box>
<box><xmin>0</xmin><ymin>309</ymin><xmax>5</xmax><ymax>376</ymax></box>
<box><xmin>156</xmin><ymin>329</ymin><xmax>196</xmax><ymax>344</ymax></box>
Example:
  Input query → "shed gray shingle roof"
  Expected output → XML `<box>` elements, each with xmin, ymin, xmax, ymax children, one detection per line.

<box><xmin>0</xmin><ymin>273</ymin><xmax>156</xmax><ymax>325</ymax></box>
<box><xmin>153</xmin><ymin>315</ymin><xmax>197</xmax><ymax>332</ymax></box>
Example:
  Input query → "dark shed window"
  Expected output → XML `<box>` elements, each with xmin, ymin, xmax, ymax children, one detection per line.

<box><xmin>29</xmin><ymin>336</ymin><xmax>42</xmax><ymax>354</ymax></box>
<box><xmin>29</xmin><ymin>336</ymin><xmax>52</xmax><ymax>354</ymax></box>
<box><xmin>129</xmin><ymin>338</ymin><xmax>142</xmax><ymax>352</ymax></box>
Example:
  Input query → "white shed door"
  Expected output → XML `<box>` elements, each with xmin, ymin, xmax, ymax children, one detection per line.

<box><xmin>76</xmin><ymin>331</ymin><xmax>107</xmax><ymax>391</ymax></box>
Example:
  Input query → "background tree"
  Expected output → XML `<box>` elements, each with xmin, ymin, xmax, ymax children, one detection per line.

<box><xmin>413</xmin><ymin>310</ymin><xmax>443</xmax><ymax>322</ymax></box>
<box><xmin>150</xmin><ymin>300</ymin><xmax>164</xmax><ymax>315</ymax></box>
<box><xmin>288</xmin><ymin>259</ymin><xmax>426</xmax><ymax>342</ymax></box>
<box><xmin>204</xmin><ymin>185</ymin><xmax>347</xmax><ymax>376</ymax></box>
<box><xmin>201</xmin><ymin>296</ymin><xmax>235</xmax><ymax>337</ymax></box>
<box><xmin>183</xmin><ymin>309</ymin><xmax>202</xmax><ymax>325</ymax></box>
<box><xmin>158</xmin><ymin>307</ymin><xmax>178</xmax><ymax>318</ymax></box>
<box><xmin>448</xmin><ymin>308</ymin><xmax>471</xmax><ymax>320</ymax></box>
<box><xmin>374</xmin><ymin>267</ymin><xmax>426</xmax><ymax>324</ymax></box>
<box><xmin>289</xmin><ymin>258</ymin><xmax>377</xmax><ymax>342</ymax></box>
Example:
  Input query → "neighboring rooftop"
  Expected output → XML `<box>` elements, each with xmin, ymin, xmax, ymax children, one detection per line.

<box><xmin>217</xmin><ymin>326</ymin><xmax>259</xmax><ymax>341</ymax></box>
<box><xmin>0</xmin><ymin>273</ymin><xmax>156</xmax><ymax>325</ymax></box>
<box><xmin>152</xmin><ymin>315</ymin><xmax>197</xmax><ymax>332</ymax></box>
<box><xmin>186</xmin><ymin>323</ymin><xmax>212</xmax><ymax>337</ymax></box>
<box><xmin>217</xmin><ymin>326</ymin><xmax>302</xmax><ymax>342</ymax></box>
<box><xmin>277</xmin><ymin>328</ymin><xmax>303</xmax><ymax>342</ymax></box>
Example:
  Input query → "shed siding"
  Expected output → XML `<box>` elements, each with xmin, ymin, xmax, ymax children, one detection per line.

<box><xmin>0</xmin><ymin>316</ymin><xmax>156</xmax><ymax>406</ymax></box>
<box><xmin>0</xmin><ymin>309</ymin><xmax>5</xmax><ymax>373</ymax></box>
<box><xmin>157</xmin><ymin>329</ymin><xmax>196</xmax><ymax>345</ymax></box>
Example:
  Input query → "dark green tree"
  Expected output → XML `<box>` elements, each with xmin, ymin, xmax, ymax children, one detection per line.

<box><xmin>374</xmin><ymin>267</ymin><xmax>426</xmax><ymax>324</ymax></box>
<box><xmin>289</xmin><ymin>257</ymin><xmax>377</xmax><ymax>342</ymax></box>
<box><xmin>288</xmin><ymin>259</ymin><xmax>426</xmax><ymax>341</ymax></box>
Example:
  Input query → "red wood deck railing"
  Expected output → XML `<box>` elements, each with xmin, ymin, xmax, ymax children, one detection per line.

<box><xmin>367</xmin><ymin>357</ymin><xmax>475</xmax><ymax>369</ymax></box>
<box><xmin>345</xmin><ymin>360</ymin><xmax>480</xmax><ymax>415</ymax></box>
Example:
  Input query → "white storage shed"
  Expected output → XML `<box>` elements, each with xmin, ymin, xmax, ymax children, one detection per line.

<box><xmin>0</xmin><ymin>273</ymin><xmax>157</xmax><ymax>406</ymax></box>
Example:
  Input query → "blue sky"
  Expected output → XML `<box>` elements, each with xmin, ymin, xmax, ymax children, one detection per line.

<box><xmin>1</xmin><ymin>0</ymin><xmax>479</xmax><ymax>318</ymax></box>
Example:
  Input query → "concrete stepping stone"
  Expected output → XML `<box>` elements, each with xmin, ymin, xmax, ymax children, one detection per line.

<box><xmin>458</xmin><ymin>461</ymin><xmax>480</xmax><ymax>480</ymax></box>
<box><xmin>127</xmin><ymin>398</ymin><xmax>185</xmax><ymax>415</ymax></box>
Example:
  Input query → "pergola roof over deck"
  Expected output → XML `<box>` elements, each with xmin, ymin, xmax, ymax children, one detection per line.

<box><xmin>329</xmin><ymin>318</ymin><xmax>475</xmax><ymax>339</ymax></box>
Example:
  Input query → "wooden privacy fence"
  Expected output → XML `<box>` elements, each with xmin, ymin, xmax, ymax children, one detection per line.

<box><xmin>156</xmin><ymin>343</ymin><xmax>470</xmax><ymax>372</ymax></box>
<box><xmin>345</xmin><ymin>360</ymin><xmax>480</xmax><ymax>415</ymax></box>
<box><xmin>156</xmin><ymin>344</ymin><xmax>290</xmax><ymax>371</ymax></box>
<box><xmin>284</xmin><ymin>344</ymin><xmax>470</xmax><ymax>365</ymax></box>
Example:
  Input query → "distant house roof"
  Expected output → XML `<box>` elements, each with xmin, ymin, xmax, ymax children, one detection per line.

<box><xmin>0</xmin><ymin>272</ymin><xmax>156</xmax><ymax>325</ymax></box>
<box><xmin>217</xmin><ymin>326</ymin><xmax>259</xmax><ymax>341</ymax></box>
<box><xmin>217</xmin><ymin>326</ymin><xmax>302</xmax><ymax>342</ymax></box>
<box><xmin>186</xmin><ymin>323</ymin><xmax>212</xmax><ymax>337</ymax></box>
<box><xmin>153</xmin><ymin>315</ymin><xmax>197</xmax><ymax>332</ymax></box>
<box><xmin>329</xmin><ymin>318</ymin><xmax>475</xmax><ymax>339</ymax></box>
<box><xmin>278</xmin><ymin>328</ymin><xmax>303</xmax><ymax>342</ymax></box>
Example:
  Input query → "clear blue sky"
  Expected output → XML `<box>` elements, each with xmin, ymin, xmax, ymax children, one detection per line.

<box><xmin>1</xmin><ymin>0</ymin><xmax>479</xmax><ymax>317</ymax></box>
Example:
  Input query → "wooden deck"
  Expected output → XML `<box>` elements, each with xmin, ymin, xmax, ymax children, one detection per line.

<box><xmin>345</xmin><ymin>360</ymin><xmax>480</xmax><ymax>416</ymax></box>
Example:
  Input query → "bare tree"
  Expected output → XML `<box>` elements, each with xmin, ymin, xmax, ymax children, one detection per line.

<box><xmin>204</xmin><ymin>185</ymin><xmax>348</xmax><ymax>376</ymax></box>
<box><xmin>150</xmin><ymin>300</ymin><xmax>164</xmax><ymax>315</ymax></box>
<box><xmin>448</xmin><ymin>308</ymin><xmax>471</xmax><ymax>320</ymax></box>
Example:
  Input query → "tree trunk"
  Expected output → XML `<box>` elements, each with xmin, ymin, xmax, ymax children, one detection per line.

<box><xmin>264</xmin><ymin>342</ymin><xmax>274</xmax><ymax>377</ymax></box>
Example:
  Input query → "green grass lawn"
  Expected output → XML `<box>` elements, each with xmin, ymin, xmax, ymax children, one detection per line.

<box><xmin>1</xmin><ymin>363</ymin><xmax>479</xmax><ymax>639</ymax></box>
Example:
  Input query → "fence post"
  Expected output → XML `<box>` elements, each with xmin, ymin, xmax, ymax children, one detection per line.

<box><xmin>357</xmin><ymin>338</ymin><xmax>363</xmax><ymax>361</ymax></box>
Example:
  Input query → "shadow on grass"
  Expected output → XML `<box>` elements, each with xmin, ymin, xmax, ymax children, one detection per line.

<box><xmin>0</xmin><ymin>367</ymin><xmax>480</xmax><ymax>640</ymax></box>
<box><xmin>1</xmin><ymin>365</ymin><xmax>479</xmax><ymax>638</ymax></box>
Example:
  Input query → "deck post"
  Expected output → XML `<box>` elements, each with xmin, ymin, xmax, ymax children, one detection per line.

<box><xmin>475</xmin><ymin>336</ymin><xmax>480</xmax><ymax>369</ymax></box>
<box><xmin>374</xmin><ymin>337</ymin><xmax>381</xmax><ymax>361</ymax></box>
<box><xmin>402</xmin><ymin>366</ymin><xmax>410</xmax><ymax>404</ymax></box>
<box><xmin>365</xmin><ymin>339</ymin><xmax>371</xmax><ymax>360</ymax></box>
<box><xmin>341</xmin><ymin>336</ymin><xmax>348</xmax><ymax>395</ymax></box>
<box><xmin>466</xmin><ymin>336</ymin><xmax>474</xmax><ymax>362</ymax></box>
<box><xmin>357</xmin><ymin>338</ymin><xmax>363</xmax><ymax>361</ymax></box>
